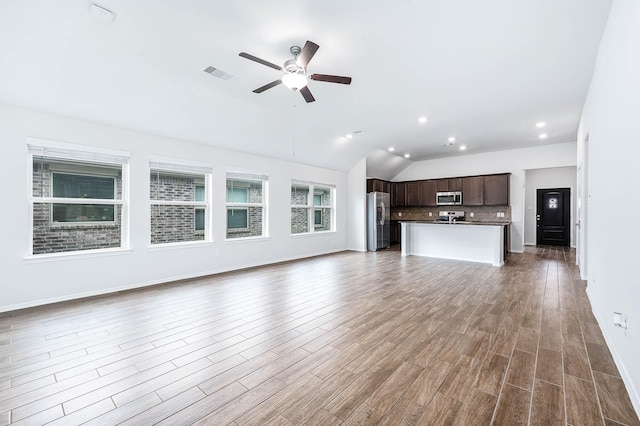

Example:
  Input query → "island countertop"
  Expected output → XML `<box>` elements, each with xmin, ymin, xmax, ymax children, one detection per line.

<box><xmin>399</xmin><ymin>220</ymin><xmax>510</xmax><ymax>226</ymax></box>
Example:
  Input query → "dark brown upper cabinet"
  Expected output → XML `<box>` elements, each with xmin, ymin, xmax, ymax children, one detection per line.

<box><xmin>406</xmin><ymin>181</ymin><xmax>422</xmax><ymax>206</ymax></box>
<box><xmin>393</xmin><ymin>182</ymin><xmax>407</xmax><ymax>207</ymax></box>
<box><xmin>390</xmin><ymin>182</ymin><xmax>396</xmax><ymax>207</ymax></box>
<box><xmin>366</xmin><ymin>178</ymin><xmax>390</xmax><ymax>193</ymax></box>
<box><xmin>436</xmin><ymin>180</ymin><xmax>449</xmax><ymax>192</ymax></box>
<box><xmin>420</xmin><ymin>180</ymin><xmax>437</xmax><ymax>206</ymax></box>
<box><xmin>388</xmin><ymin>173</ymin><xmax>510</xmax><ymax>208</ymax></box>
<box><xmin>447</xmin><ymin>178</ymin><xmax>462</xmax><ymax>191</ymax></box>
<box><xmin>462</xmin><ymin>176</ymin><xmax>484</xmax><ymax>205</ymax></box>
<box><xmin>432</xmin><ymin>177</ymin><xmax>462</xmax><ymax>192</ymax></box>
<box><xmin>483</xmin><ymin>174</ymin><xmax>510</xmax><ymax>205</ymax></box>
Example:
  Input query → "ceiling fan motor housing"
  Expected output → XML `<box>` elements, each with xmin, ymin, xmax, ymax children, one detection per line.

<box><xmin>284</xmin><ymin>58</ymin><xmax>305</xmax><ymax>75</ymax></box>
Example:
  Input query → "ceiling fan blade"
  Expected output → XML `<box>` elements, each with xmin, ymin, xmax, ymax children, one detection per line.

<box><xmin>310</xmin><ymin>74</ymin><xmax>352</xmax><ymax>85</ymax></box>
<box><xmin>299</xmin><ymin>86</ymin><xmax>316</xmax><ymax>103</ymax></box>
<box><xmin>239</xmin><ymin>52</ymin><xmax>282</xmax><ymax>71</ymax></box>
<box><xmin>297</xmin><ymin>41</ymin><xmax>319</xmax><ymax>68</ymax></box>
<box><xmin>253</xmin><ymin>79</ymin><xmax>282</xmax><ymax>93</ymax></box>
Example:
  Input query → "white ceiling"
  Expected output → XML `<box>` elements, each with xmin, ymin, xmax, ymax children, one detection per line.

<box><xmin>0</xmin><ymin>1</ymin><xmax>612</xmax><ymax>175</ymax></box>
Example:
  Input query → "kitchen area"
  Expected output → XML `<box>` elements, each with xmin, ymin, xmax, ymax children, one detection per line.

<box><xmin>367</xmin><ymin>173</ymin><xmax>511</xmax><ymax>266</ymax></box>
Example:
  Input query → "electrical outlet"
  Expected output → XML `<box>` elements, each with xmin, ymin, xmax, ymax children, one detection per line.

<box><xmin>497</xmin><ymin>212</ymin><xmax>501</xmax><ymax>217</ymax></box>
<box><xmin>428</xmin><ymin>212</ymin><xmax>432</xmax><ymax>217</ymax></box>
<box><xmin>398</xmin><ymin>212</ymin><xmax>402</xmax><ymax>217</ymax></box>
<box><xmin>613</xmin><ymin>312</ymin><xmax>629</xmax><ymax>338</ymax></box>
<box><xmin>470</xmin><ymin>212</ymin><xmax>474</xmax><ymax>217</ymax></box>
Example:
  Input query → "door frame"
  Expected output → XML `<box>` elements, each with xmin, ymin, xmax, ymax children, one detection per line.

<box><xmin>577</xmin><ymin>134</ymin><xmax>589</xmax><ymax>279</ymax></box>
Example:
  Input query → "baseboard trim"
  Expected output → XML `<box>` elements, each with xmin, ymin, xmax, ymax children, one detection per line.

<box><xmin>586</xmin><ymin>286</ymin><xmax>640</xmax><ymax>418</ymax></box>
<box><xmin>1</xmin><ymin>249</ymin><xmax>348</xmax><ymax>314</ymax></box>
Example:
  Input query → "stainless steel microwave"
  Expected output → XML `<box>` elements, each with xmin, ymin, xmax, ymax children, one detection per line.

<box><xmin>436</xmin><ymin>191</ymin><xmax>463</xmax><ymax>205</ymax></box>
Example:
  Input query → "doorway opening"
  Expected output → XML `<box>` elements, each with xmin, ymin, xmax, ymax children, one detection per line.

<box><xmin>536</xmin><ymin>188</ymin><xmax>571</xmax><ymax>246</ymax></box>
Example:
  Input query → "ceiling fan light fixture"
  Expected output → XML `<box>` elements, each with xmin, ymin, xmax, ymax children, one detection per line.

<box><xmin>281</xmin><ymin>73</ymin><xmax>308</xmax><ymax>91</ymax></box>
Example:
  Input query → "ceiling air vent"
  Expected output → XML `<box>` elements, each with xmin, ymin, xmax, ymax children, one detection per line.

<box><xmin>204</xmin><ymin>66</ymin><xmax>234</xmax><ymax>81</ymax></box>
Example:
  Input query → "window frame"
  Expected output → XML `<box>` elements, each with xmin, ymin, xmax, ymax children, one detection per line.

<box><xmin>194</xmin><ymin>184</ymin><xmax>206</xmax><ymax>232</ymax></box>
<box><xmin>149</xmin><ymin>160</ymin><xmax>213</xmax><ymax>246</ymax></box>
<box><xmin>225</xmin><ymin>172</ymin><xmax>268</xmax><ymax>240</ymax></box>
<box><xmin>27</xmin><ymin>139</ymin><xmax>130</xmax><ymax>258</ymax></box>
<box><xmin>290</xmin><ymin>181</ymin><xmax>335</xmax><ymax>235</ymax></box>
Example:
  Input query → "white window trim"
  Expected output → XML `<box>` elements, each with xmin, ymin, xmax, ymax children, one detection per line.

<box><xmin>149</xmin><ymin>159</ymin><xmax>213</xmax><ymax>245</ymax></box>
<box><xmin>26</xmin><ymin>139</ymin><xmax>131</xmax><ymax>258</ymax></box>
<box><xmin>226</xmin><ymin>172</ymin><xmax>269</xmax><ymax>240</ymax></box>
<box><xmin>290</xmin><ymin>180</ymin><xmax>335</xmax><ymax>235</ymax></box>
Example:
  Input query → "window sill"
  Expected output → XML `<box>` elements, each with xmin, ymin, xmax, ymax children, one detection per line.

<box><xmin>290</xmin><ymin>230</ymin><xmax>337</xmax><ymax>238</ymax></box>
<box><xmin>148</xmin><ymin>241</ymin><xmax>214</xmax><ymax>251</ymax></box>
<box><xmin>24</xmin><ymin>247</ymin><xmax>133</xmax><ymax>263</ymax></box>
<box><xmin>225</xmin><ymin>235</ymin><xmax>271</xmax><ymax>243</ymax></box>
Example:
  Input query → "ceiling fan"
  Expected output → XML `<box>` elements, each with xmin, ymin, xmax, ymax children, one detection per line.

<box><xmin>239</xmin><ymin>40</ymin><xmax>352</xmax><ymax>103</ymax></box>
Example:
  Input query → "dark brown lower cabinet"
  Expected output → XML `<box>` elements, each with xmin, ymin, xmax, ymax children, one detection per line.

<box><xmin>390</xmin><ymin>221</ymin><xmax>399</xmax><ymax>244</ymax></box>
<box><xmin>503</xmin><ymin>224</ymin><xmax>510</xmax><ymax>262</ymax></box>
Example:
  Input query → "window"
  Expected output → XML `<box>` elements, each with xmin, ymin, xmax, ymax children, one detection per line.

<box><xmin>28</xmin><ymin>142</ymin><xmax>129</xmax><ymax>256</ymax></box>
<box><xmin>291</xmin><ymin>181</ymin><xmax>334</xmax><ymax>234</ymax></box>
<box><xmin>51</xmin><ymin>173</ymin><xmax>116</xmax><ymax>223</ymax></box>
<box><xmin>226</xmin><ymin>172</ymin><xmax>268</xmax><ymax>239</ymax></box>
<box><xmin>150</xmin><ymin>160</ymin><xmax>212</xmax><ymax>245</ymax></box>
<box><xmin>195</xmin><ymin>185</ymin><xmax>205</xmax><ymax>231</ymax></box>
<box><xmin>313</xmin><ymin>187</ymin><xmax>332</xmax><ymax>231</ymax></box>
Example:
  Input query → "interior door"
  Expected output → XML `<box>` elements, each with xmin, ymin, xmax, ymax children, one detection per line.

<box><xmin>536</xmin><ymin>188</ymin><xmax>570</xmax><ymax>246</ymax></box>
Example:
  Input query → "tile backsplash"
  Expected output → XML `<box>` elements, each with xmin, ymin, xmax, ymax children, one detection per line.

<box><xmin>391</xmin><ymin>205</ymin><xmax>511</xmax><ymax>223</ymax></box>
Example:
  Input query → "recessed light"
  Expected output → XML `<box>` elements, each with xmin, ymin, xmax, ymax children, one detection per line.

<box><xmin>418</xmin><ymin>117</ymin><xmax>427</xmax><ymax>123</ymax></box>
<box><xmin>539</xmin><ymin>133</ymin><xmax>548</xmax><ymax>139</ymax></box>
<box><xmin>404</xmin><ymin>153</ymin><xmax>411</xmax><ymax>158</ymax></box>
<box><xmin>536</xmin><ymin>122</ymin><xmax>546</xmax><ymax>128</ymax></box>
<box><xmin>459</xmin><ymin>145</ymin><xmax>467</xmax><ymax>151</ymax></box>
<box><xmin>345</xmin><ymin>134</ymin><xmax>353</xmax><ymax>139</ymax></box>
<box><xmin>388</xmin><ymin>147</ymin><xmax>395</xmax><ymax>152</ymax></box>
<box><xmin>448</xmin><ymin>137</ymin><xmax>456</xmax><ymax>143</ymax></box>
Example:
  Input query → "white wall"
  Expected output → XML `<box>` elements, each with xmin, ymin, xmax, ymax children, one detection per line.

<box><xmin>0</xmin><ymin>104</ymin><xmax>350</xmax><ymax>312</ymax></box>
<box><xmin>347</xmin><ymin>158</ymin><xmax>367</xmax><ymax>251</ymax></box>
<box><xmin>523</xmin><ymin>166</ymin><xmax>577</xmax><ymax>246</ymax></box>
<box><xmin>577</xmin><ymin>0</ymin><xmax>640</xmax><ymax>414</ymax></box>
<box><xmin>393</xmin><ymin>142</ymin><xmax>577</xmax><ymax>252</ymax></box>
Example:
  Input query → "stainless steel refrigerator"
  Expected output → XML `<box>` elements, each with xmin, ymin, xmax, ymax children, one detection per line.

<box><xmin>367</xmin><ymin>192</ymin><xmax>390</xmax><ymax>251</ymax></box>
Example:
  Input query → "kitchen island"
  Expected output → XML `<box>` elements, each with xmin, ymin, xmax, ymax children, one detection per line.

<box><xmin>400</xmin><ymin>221</ymin><xmax>508</xmax><ymax>266</ymax></box>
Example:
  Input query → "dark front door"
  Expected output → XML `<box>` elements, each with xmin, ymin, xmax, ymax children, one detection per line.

<box><xmin>537</xmin><ymin>188</ymin><xmax>570</xmax><ymax>246</ymax></box>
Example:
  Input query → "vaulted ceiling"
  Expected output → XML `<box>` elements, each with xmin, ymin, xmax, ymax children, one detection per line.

<box><xmin>0</xmin><ymin>1</ymin><xmax>612</xmax><ymax>176</ymax></box>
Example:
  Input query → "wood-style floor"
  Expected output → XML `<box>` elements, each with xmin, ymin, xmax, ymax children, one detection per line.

<box><xmin>1</xmin><ymin>247</ymin><xmax>638</xmax><ymax>425</ymax></box>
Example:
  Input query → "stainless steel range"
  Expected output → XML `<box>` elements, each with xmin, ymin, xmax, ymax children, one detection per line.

<box><xmin>438</xmin><ymin>210</ymin><xmax>465</xmax><ymax>223</ymax></box>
